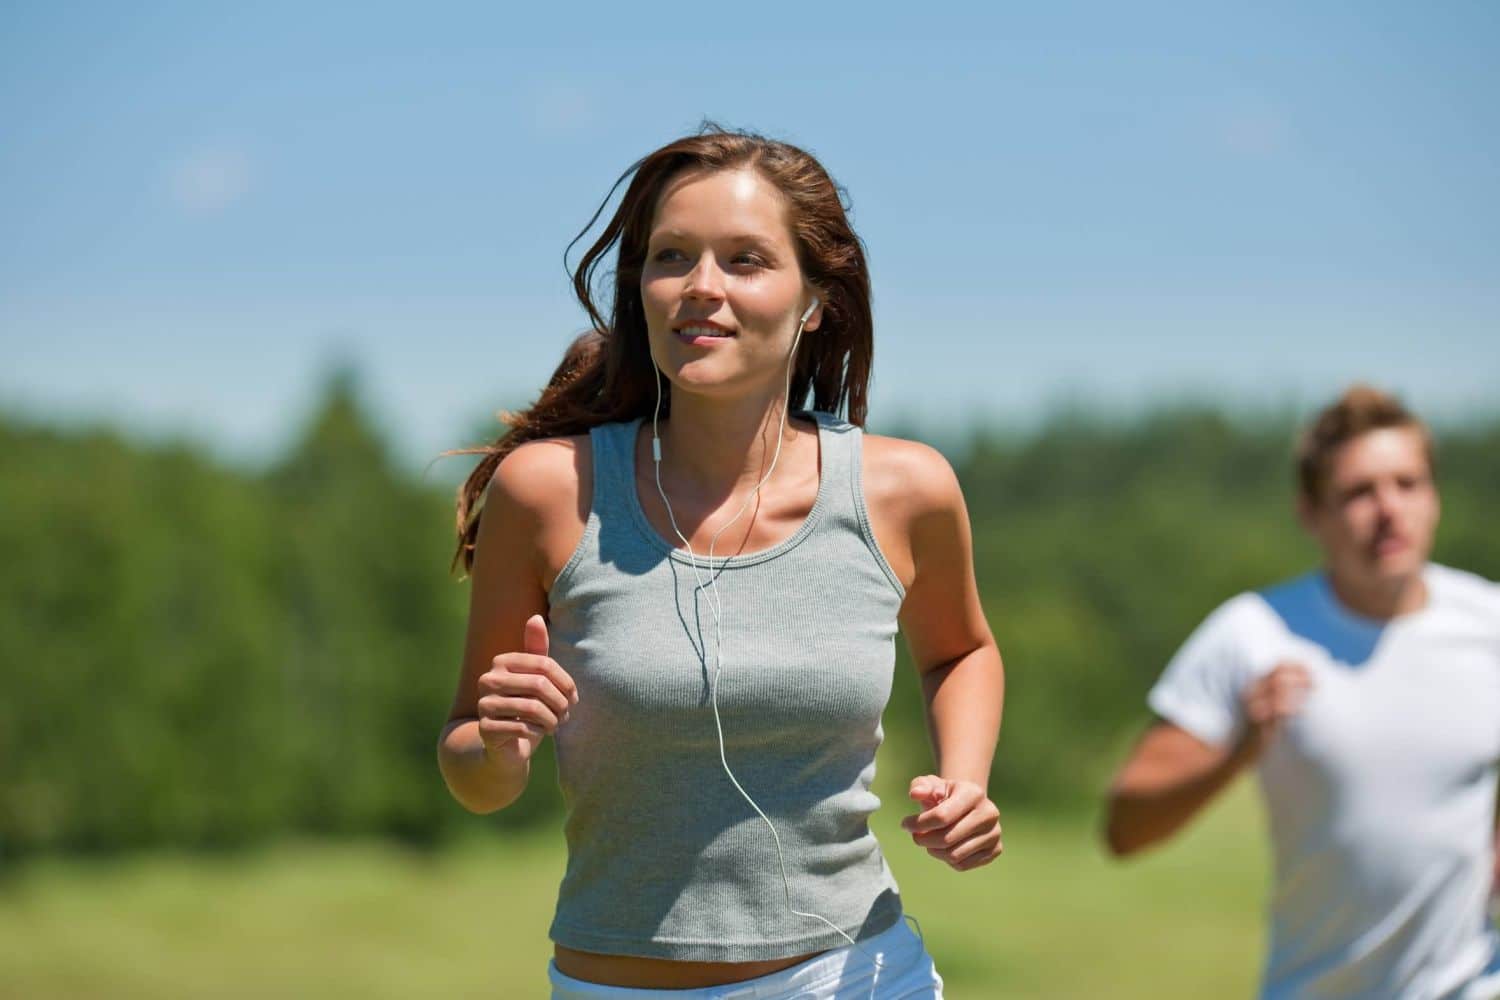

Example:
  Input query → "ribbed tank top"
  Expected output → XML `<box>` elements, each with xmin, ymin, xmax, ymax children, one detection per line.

<box><xmin>544</xmin><ymin>411</ymin><xmax>908</xmax><ymax>962</ymax></box>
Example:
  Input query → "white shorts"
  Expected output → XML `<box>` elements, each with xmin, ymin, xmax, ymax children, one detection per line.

<box><xmin>547</xmin><ymin>917</ymin><xmax>943</xmax><ymax>1000</ymax></box>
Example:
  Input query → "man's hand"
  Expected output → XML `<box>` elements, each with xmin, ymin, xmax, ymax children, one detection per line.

<box><xmin>1239</xmin><ymin>661</ymin><xmax>1313</xmax><ymax>759</ymax></box>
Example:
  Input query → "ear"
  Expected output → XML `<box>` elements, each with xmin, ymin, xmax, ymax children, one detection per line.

<box><xmin>802</xmin><ymin>293</ymin><xmax>825</xmax><ymax>333</ymax></box>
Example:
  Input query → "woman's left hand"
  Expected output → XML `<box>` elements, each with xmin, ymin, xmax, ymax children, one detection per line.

<box><xmin>900</xmin><ymin>775</ymin><xmax>1003</xmax><ymax>871</ymax></box>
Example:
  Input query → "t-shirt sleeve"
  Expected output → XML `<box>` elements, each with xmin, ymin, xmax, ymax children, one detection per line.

<box><xmin>1147</xmin><ymin>597</ymin><xmax>1258</xmax><ymax>748</ymax></box>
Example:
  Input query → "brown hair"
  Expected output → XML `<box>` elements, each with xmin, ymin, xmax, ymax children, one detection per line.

<box><xmin>449</xmin><ymin>125</ymin><xmax>875</xmax><ymax>573</ymax></box>
<box><xmin>1295</xmin><ymin>383</ymin><xmax>1433</xmax><ymax>500</ymax></box>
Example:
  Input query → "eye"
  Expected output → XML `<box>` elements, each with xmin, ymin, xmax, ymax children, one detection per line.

<box><xmin>652</xmin><ymin>247</ymin><xmax>687</xmax><ymax>263</ymax></box>
<box><xmin>731</xmin><ymin>252</ymin><xmax>768</xmax><ymax>268</ymax></box>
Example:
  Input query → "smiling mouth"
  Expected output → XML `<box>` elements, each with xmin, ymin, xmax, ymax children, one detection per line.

<box><xmin>675</xmin><ymin>325</ymin><xmax>735</xmax><ymax>339</ymax></box>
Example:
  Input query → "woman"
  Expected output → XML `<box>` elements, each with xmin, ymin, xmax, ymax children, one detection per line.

<box><xmin>438</xmin><ymin>127</ymin><xmax>1003</xmax><ymax>999</ymax></box>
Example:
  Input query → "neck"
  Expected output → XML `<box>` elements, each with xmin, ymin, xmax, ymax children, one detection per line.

<box><xmin>1325</xmin><ymin>565</ymin><xmax>1429</xmax><ymax>621</ymax></box>
<box><xmin>653</xmin><ymin>385</ymin><xmax>801</xmax><ymax>498</ymax></box>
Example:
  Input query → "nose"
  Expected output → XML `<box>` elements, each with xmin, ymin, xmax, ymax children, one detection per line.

<box><xmin>1373</xmin><ymin>481</ymin><xmax>1403</xmax><ymax>522</ymax></box>
<box><xmin>682</xmin><ymin>252</ymin><xmax>726</xmax><ymax>302</ymax></box>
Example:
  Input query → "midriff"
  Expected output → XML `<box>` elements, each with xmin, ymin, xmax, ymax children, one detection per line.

<box><xmin>553</xmin><ymin>945</ymin><xmax>823</xmax><ymax>989</ymax></box>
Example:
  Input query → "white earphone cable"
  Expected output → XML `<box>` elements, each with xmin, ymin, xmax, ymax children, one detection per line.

<box><xmin>648</xmin><ymin>307</ymin><xmax>886</xmax><ymax>987</ymax></box>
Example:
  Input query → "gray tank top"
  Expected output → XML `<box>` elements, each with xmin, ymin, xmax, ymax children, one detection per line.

<box><xmin>545</xmin><ymin>411</ymin><xmax>907</xmax><ymax>962</ymax></box>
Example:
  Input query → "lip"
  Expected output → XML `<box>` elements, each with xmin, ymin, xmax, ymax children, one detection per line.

<box><xmin>672</xmin><ymin>319</ymin><xmax>736</xmax><ymax>344</ymax></box>
<box><xmin>1372</xmin><ymin>535</ymin><xmax>1410</xmax><ymax>557</ymax></box>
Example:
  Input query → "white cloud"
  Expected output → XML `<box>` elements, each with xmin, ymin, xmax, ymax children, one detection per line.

<box><xmin>168</xmin><ymin>146</ymin><xmax>252</xmax><ymax>214</ymax></box>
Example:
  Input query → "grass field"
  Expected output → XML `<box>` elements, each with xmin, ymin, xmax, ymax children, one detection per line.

<box><xmin>0</xmin><ymin>789</ymin><xmax>1268</xmax><ymax>998</ymax></box>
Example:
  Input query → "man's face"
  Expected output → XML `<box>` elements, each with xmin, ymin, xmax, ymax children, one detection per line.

<box><xmin>1300</xmin><ymin>426</ymin><xmax>1440</xmax><ymax>591</ymax></box>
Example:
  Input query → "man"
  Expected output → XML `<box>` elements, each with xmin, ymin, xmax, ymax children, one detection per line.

<box><xmin>1104</xmin><ymin>385</ymin><xmax>1500</xmax><ymax>999</ymax></box>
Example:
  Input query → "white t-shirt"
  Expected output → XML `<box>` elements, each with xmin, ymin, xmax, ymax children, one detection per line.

<box><xmin>1149</xmin><ymin>564</ymin><xmax>1500</xmax><ymax>1000</ymax></box>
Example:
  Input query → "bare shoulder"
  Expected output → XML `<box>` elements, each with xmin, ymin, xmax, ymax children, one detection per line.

<box><xmin>860</xmin><ymin>434</ymin><xmax>967</xmax><ymax>590</ymax></box>
<box><xmin>481</xmin><ymin>434</ymin><xmax>591</xmax><ymax>586</ymax></box>
<box><xmin>861</xmin><ymin>433</ymin><xmax>964</xmax><ymax>522</ymax></box>
<box><xmin>489</xmin><ymin>435</ymin><xmax>589</xmax><ymax>518</ymax></box>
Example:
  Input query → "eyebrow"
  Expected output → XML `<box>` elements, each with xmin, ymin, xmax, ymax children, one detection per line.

<box><xmin>649</xmin><ymin>229</ymin><xmax>782</xmax><ymax>248</ymax></box>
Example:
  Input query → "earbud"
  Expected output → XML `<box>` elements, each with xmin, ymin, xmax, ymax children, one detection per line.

<box><xmin>799</xmin><ymin>297</ymin><xmax>819</xmax><ymax>326</ymax></box>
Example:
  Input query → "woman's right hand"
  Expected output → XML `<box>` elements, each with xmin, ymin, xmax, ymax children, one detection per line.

<box><xmin>476</xmin><ymin>614</ymin><xmax>579</xmax><ymax>764</ymax></box>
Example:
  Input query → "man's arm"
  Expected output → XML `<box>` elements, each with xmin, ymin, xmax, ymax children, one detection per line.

<box><xmin>1103</xmin><ymin>663</ymin><xmax>1310</xmax><ymax>857</ymax></box>
<box><xmin>1491</xmin><ymin>796</ymin><xmax>1500</xmax><ymax>903</ymax></box>
<box><xmin>1103</xmin><ymin>720</ymin><xmax>1257</xmax><ymax>856</ymax></box>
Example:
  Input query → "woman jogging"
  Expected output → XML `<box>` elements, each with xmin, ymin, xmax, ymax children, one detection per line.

<box><xmin>438</xmin><ymin>127</ymin><xmax>1004</xmax><ymax>999</ymax></box>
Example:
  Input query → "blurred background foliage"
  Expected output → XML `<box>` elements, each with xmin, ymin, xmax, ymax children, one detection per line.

<box><xmin>2</xmin><ymin>374</ymin><xmax>1496</xmax><ymax>858</ymax></box>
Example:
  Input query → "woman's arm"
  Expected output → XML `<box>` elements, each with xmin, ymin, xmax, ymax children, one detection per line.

<box><xmin>865</xmin><ymin>437</ymin><xmax>1005</xmax><ymax>870</ymax></box>
<box><xmin>437</xmin><ymin>437</ymin><xmax>588</xmax><ymax>814</ymax></box>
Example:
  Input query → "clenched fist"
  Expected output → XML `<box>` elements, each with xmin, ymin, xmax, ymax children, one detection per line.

<box><xmin>1239</xmin><ymin>661</ymin><xmax>1312</xmax><ymax>759</ymax></box>
<box><xmin>476</xmin><ymin>614</ymin><xmax>579</xmax><ymax>765</ymax></box>
<box><xmin>900</xmin><ymin>775</ymin><xmax>1003</xmax><ymax>871</ymax></box>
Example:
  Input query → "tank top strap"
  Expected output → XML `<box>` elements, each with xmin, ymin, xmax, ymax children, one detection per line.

<box><xmin>809</xmin><ymin>410</ymin><xmax>906</xmax><ymax>598</ymax></box>
<box><xmin>806</xmin><ymin>410</ymin><xmax>856</xmax><ymax>514</ymax></box>
<box><xmin>586</xmin><ymin>417</ymin><xmax>642</xmax><ymax>520</ymax></box>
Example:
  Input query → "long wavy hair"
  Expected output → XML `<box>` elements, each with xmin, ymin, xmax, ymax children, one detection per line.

<box><xmin>450</xmin><ymin>125</ymin><xmax>875</xmax><ymax>574</ymax></box>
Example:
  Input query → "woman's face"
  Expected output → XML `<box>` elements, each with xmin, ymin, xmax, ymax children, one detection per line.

<box><xmin>640</xmin><ymin>167</ymin><xmax>820</xmax><ymax>404</ymax></box>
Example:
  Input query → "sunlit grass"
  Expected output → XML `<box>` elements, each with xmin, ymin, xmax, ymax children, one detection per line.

<box><xmin>0</xmin><ymin>789</ymin><xmax>1266</xmax><ymax>998</ymax></box>
<box><xmin>899</xmin><ymin>788</ymin><xmax>1267</xmax><ymax>998</ymax></box>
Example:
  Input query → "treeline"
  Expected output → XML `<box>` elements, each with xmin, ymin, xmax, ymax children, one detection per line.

<box><xmin>2</xmin><ymin>379</ymin><xmax>1495</xmax><ymax>857</ymax></box>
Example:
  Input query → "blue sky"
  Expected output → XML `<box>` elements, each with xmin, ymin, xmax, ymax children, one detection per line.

<box><xmin>2</xmin><ymin>2</ymin><xmax>1496</xmax><ymax>466</ymax></box>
